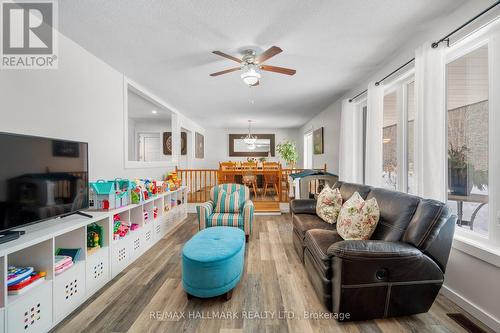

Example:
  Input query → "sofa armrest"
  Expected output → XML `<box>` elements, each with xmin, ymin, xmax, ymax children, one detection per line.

<box><xmin>290</xmin><ymin>199</ymin><xmax>317</xmax><ymax>215</ymax></box>
<box><xmin>328</xmin><ymin>240</ymin><xmax>421</xmax><ymax>260</ymax></box>
<box><xmin>328</xmin><ymin>240</ymin><xmax>444</xmax><ymax>285</ymax></box>
<box><xmin>196</xmin><ymin>200</ymin><xmax>214</xmax><ymax>230</ymax></box>
<box><xmin>242</xmin><ymin>200</ymin><xmax>254</xmax><ymax>235</ymax></box>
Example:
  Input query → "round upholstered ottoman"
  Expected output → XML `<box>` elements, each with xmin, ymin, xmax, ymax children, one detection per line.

<box><xmin>182</xmin><ymin>226</ymin><xmax>245</xmax><ymax>300</ymax></box>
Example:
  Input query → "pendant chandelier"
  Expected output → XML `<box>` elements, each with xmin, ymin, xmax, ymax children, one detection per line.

<box><xmin>242</xmin><ymin>120</ymin><xmax>257</xmax><ymax>146</ymax></box>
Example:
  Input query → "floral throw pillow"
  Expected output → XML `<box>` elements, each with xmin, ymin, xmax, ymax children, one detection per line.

<box><xmin>316</xmin><ymin>185</ymin><xmax>343</xmax><ymax>224</ymax></box>
<box><xmin>337</xmin><ymin>192</ymin><xmax>380</xmax><ymax>240</ymax></box>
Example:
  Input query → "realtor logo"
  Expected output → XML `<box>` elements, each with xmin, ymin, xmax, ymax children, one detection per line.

<box><xmin>1</xmin><ymin>0</ymin><xmax>58</xmax><ymax>69</ymax></box>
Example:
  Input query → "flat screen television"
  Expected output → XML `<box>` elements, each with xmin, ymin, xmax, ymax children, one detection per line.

<box><xmin>0</xmin><ymin>132</ymin><xmax>89</xmax><ymax>233</ymax></box>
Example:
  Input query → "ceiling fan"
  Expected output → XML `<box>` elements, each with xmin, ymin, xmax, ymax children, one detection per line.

<box><xmin>210</xmin><ymin>46</ymin><xmax>296</xmax><ymax>86</ymax></box>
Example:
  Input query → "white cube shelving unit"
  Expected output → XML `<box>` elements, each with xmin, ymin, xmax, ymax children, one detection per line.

<box><xmin>0</xmin><ymin>187</ymin><xmax>188</xmax><ymax>332</ymax></box>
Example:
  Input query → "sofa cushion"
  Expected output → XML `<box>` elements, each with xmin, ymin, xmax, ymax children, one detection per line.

<box><xmin>338</xmin><ymin>183</ymin><xmax>372</xmax><ymax>201</ymax></box>
<box><xmin>316</xmin><ymin>185</ymin><xmax>343</xmax><ymax>224</ymax></box>
<box><xmin>366</xmin><ymin>188</ymin><xmax>420</xmax><ymax>241</ymax></box>
<box><xmin>292</xmin><ymin>213</ymin><xmax>337</xmax><ymax>241</ymax></box>
<box><xmin>337</xmin><ymin>192</ymin><xmax>380</xmax><ymax>240</ymax></box>
<box><xmin>403</xmin><ymin>198</ymin><xmax>452</xmax><ymax>251</ymax></box>
<box><xmin>214</xmin><ymin>190</ymin><xmax>240</xmax><ymax>213</ymax></box>
<box><xmin>305</xmin><ymin>229</ymin><xmax>343</xmax><ymax>279</ymax></box>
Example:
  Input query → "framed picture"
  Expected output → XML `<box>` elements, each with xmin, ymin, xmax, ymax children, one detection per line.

<box><xmin>313</xmin><ymin>127</ymin><xmax>324</xmax><ymax>154</ymax></box>
<box><xmin>195</xmin><ymin>132</ymin><xmax>204</xmax><ymax>158</ymax></box>
<box><xmin>52</xmin><ymin>140</ymin><xmax>80</xmax><ymax>157</ymax></box>
<box><xmin>163</xmin><ymin>132</ymin><xmax>187</xmax><ymax>155</ymax></box>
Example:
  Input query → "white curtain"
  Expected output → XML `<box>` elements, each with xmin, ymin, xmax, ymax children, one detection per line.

<box><xmin>339</xmin><ymin>99</ymin><xmax>363</xmax><ymax>183</ymax></box>
<box><xmin>364</xmin><ymin>82</ymin><xmax>384</xmax><ymax>187</ymax></box>
<box><xmin>414</xmin><ymin>42</ymin><xmax>446</xmax><ymax>201</ymax></box>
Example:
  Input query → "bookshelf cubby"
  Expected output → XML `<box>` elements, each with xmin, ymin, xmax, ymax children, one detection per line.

<box><xmin>0</xmin><ymin>187</ymin><xmax>188</xmax><ymax>333</ymax></box>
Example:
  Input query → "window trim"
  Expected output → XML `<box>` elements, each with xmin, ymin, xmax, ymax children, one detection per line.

<box><xmin>382</xmin><ymin>73</ymin><xmax>416</xmax><ymax>193</ymax></box>
<box><xmin>445</xmin><ymin>29</ymin><xmax>499</xmax><ymax>248</ymax></box>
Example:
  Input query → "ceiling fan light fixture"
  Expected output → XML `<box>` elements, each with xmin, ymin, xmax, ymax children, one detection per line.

<box><xmin>241</xmin><ymin>65</ymin><xmax>261</xmax><ymax>86</ymax></box>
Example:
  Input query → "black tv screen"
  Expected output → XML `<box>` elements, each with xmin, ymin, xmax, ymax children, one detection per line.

<box><xmin>0</xmin><ymin>133</ymin><xmax>89</xmax><ymax>232</ymax></box>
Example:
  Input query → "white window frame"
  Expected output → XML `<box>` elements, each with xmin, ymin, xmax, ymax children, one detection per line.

<box><xmin>445</xmin><ymin>29</ymin><xmax>500</xmax><ymax>251</ymax></box>
<box><xmin>303</xmin><ymin>130</ymin><xmax>313</xmax><ymax>169</ymax></box>
<box><xmin>382</xmin><ymin>71</ymin><xmax>415</xmax><ymax>193</ymax></box>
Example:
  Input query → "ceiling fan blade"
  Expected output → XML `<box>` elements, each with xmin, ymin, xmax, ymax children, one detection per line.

<box><xmin>250</xmin><ymin>81</ymin><xmax>259</xmax><ymax>86</ymax></box>
<box><xmin>260</xmin><ymin>65</ymin><xmax>296</xmax><ymax>76</ymax></box>
<box><xmin>209</xmin><ymin>67</ymin><xmax>241</xmax><ymax>76</ymax></box>
<box><xmin>255</xmin><ymin>46</ymin><xmax>282</xmax><ymax>64</ymax></box>
<box><xmin>212</xmin><ymin>51</ymin><xmax>242</xmax><ymax>63</ymax></box>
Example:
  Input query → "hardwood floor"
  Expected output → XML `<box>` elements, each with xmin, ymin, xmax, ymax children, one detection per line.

<box><xmin>52</xmin><ymin>214</ymin><xmax>492</xmax><ymax>333</ymax></box>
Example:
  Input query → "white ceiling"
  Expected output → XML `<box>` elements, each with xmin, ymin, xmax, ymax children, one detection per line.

<box><xmin>128</xmin><ymin>89</ymin><xmax>172</xmax><ymax>120</ymax></box>
<box><xmin>59</xmin><ymin>0</ymin><xmax>467</xmax><ymax>129</ymax></box>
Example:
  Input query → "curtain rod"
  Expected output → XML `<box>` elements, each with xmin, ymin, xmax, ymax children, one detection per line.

<box><xmin>348</xmin><ymin>1</ymin><xmax>500</xmax><ymax>103</ymax></box>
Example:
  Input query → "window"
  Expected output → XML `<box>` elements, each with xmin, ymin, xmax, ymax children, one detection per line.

<box><xmin>406</xmin><ymin>81</ymin><xmax>416</xmax><ymax>194</ymax></box>
<box><xmin>304</xmin><ymin>131</ymin><xmax>313</xmax><ymax>169</ymax></box>
<box><xmin>382</xmin><ymin>91</ymin><xmax>398</xmax><ymax>190</ymax></box>
<box><xmin>446</xmin><ymin>45</ymin><xmax>489</xmax><ymax>236</ymax></box>
<box><xmin>362</xmin><ymin>105</ymin><xmax>367</xmax><ymax>184</ymax></box>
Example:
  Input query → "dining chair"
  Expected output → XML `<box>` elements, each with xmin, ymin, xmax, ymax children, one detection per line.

<box><xmin>262</xmin><ymin>162</ymin><xmax>280</xmax><ymax>199</ymax></box>
<box><xmin>219</xmin><ymin>162</ymin><xmax>236</xmax><ymax>184</ymax></box>
<box><xmin>241</xmin><ymin>161</ymin><xmax>258</xmax><ymax>197</ymax></box>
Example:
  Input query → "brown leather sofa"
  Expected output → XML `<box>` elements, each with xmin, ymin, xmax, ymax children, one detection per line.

<box><xmin>291</xmin><ymin>181</ymin><xmax>456</xmax><ymax>320</ymax></box>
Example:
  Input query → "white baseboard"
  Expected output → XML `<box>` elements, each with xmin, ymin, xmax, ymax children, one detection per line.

<box><xmin>441</xmin><ymin>285</ymin><xmax>500</xmax><ymax>332</ymax></box>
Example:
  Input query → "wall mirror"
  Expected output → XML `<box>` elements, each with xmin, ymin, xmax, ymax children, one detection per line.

<box><xmin>229</xmin><ymin>134</ymin><xmax>275</xmax><ymax>157</ymax></box>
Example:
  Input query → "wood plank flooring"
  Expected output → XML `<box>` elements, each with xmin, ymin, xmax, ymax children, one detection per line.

<box><xmin>52</xmin><ymin>214</ymin><xmax>493</xmax><ymax>333</ymax></box>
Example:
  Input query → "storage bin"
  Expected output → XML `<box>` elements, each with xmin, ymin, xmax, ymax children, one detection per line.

<box><xmin>7</xmin><ymin>280</ymin><xmax>52</xmax><ymax>333</ymax></box>
<box><xmin>111</xmin><ymin>236</ymin><xmax>131</xmax><ymax>277</ymax></box>
<box><xmin>53</xmin><ymin>261</ymin><xmax>86</xmax><ymax>321</ymax></box>
<box><xmin>141</xmin><ymin>222</ymin><xmax>154</xmax><ymax>251</ymax></box>
<box><xmin>130</xmin><ymin>229</ymin><xmax>143</xmax><ymax>261</ymax></box>
<box><xmin>86</xmin><ymin>247</ymin><xmax>110</xmax><ymax>294</ymax></box>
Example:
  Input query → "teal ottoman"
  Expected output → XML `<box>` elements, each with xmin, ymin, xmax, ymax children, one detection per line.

<box><xmin>182</xmin><ymin>226</ymin><xmax>245</xmax><ymax>300</ymax></box>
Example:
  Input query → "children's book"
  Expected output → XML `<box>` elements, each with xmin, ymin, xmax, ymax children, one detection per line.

<box><xmin>8</xmin><ymin>272</ymin><xmax>46</xmax><ymax>292</ymax></box>
<box><xmin>8</xmin><ymin>276</ymin><xmax>45</xmax><ymax>295</ymax></box>
<box><xmin>7</xmin><ymin>266</ymin><xmax>34</xmax><ymax>286</ymax></box>
<box><xmin>55</xmin><ymin>248</ymin><xmax>81</xmax><ymax>262</ymax></box>
<box><xmin>55</xmin><ymin>255</ymin><xmax>74</xmax><ymax>275</ymax></box>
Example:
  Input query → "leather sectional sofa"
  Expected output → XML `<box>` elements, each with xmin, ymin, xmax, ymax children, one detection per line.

<box><xmin>291</xmin><ymin>181</ymin><xmax>456</xmax><ymax>320</ymax></box>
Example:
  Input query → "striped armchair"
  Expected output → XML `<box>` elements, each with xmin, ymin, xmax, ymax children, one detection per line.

<box><xmin>196</xmin><ymin>184</ymin><xmax>254</xmax><ymax>241</ymax></box>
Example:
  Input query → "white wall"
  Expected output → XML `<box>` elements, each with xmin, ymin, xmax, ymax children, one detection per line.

<box><xmin>192</xmin><ymin>127</ymin><xmax>300</xmax><ymax>169</ymax></box>
<box><xmin>297</xmin><ymin>1</ymin><xmax>500</xmax><ymax>330</ymax></box>
<box><xmin>0</xmin><ymin>32</ymin><xmax>200</xmax><ymax>181</ymax></box>
<box><xmin>298</xmin><ymin>100</ymin><xmax>342</xmax><ymax>174</ymax></box>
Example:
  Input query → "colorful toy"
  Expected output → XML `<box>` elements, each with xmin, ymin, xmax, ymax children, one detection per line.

<box><xmin>113</xmin><ymin>178</ymin><xmax>132</xmax><ymax>206</ymax></box>
<box><xmin>153</xmin><ymin>207</ymin><xmax>158</xmax><ymax>219</ymax></box>
<box><xmin>89</xmin><ymin>180</ymin><xmax>117</xmax><ymax>210</ymax></box>
<box><xmin>131</xmin><ymin>187</ymin><xmax>141</xmax><ymax>204</ymax></box>
<box><xmin>130</xmin><ymin>223</ymin><xmax>140</xmax><ymax>231</ymax></box>
<box><xmin>113</xmin><ymin>214</ymin><xmax>130</xmax><ymax>240</ymax></box>
<box><xmin>87</xmin><ymin>223</ymin><xmax>103</xmax><ymax>249</ymax></box>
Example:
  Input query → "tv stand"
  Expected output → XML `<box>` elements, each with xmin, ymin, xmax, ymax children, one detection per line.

<box><xmin>0</xmin><ymin>229</ymin><xmax>26</xmax><ymax>244</ymax></box>
<box><xmin>61</xmin><ymin>210</ymin><xmax>93</xmax><ymax>219</ymax></box>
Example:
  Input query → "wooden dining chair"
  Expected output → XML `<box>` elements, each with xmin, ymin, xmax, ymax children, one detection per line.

<box><xmin>219</xmin><ymin>162</ymin><xmax>236</xmax><ymax>184</ymax></box>
<box><xmin>262</xmin><ymin>162</ymin><xmax>280</xmax><ymax>199</ymax></box>
<box><xmin>241</xmin><ymin>161</ymin><xmax>258</xmax><ymax>197</ymax></box>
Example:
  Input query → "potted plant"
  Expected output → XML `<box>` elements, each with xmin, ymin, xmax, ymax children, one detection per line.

<box><xmin>276</xmin><ymin>141</ymin><xmax>299</xmax><ymax>168</ymax></box>
<box><xmin>448</xmin><ymin>144</ymin><xmax>488</xmax><ymax>196</ymax></box>
<box><xmin>448</xmin><ymin>144</ymin><xmax>472</xmax><ymax>195</ymax></box>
